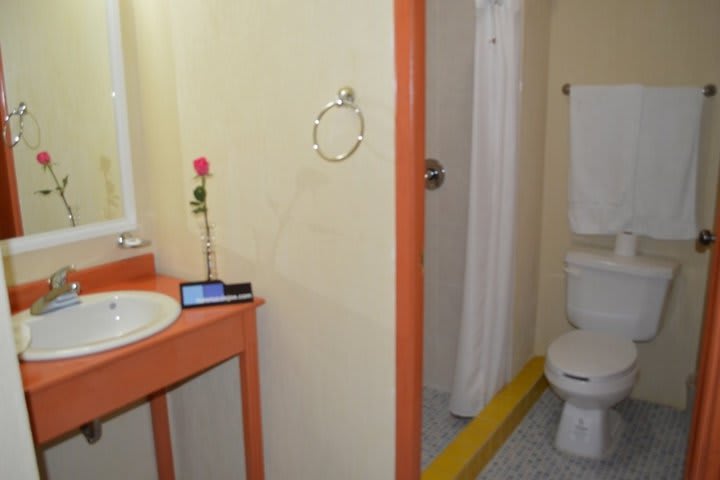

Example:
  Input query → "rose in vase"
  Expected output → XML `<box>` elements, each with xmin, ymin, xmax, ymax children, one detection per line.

<box><xmin>189</xmin><ymin>157</ymin><xmax>217</xmax><ymax>280</ymax></box>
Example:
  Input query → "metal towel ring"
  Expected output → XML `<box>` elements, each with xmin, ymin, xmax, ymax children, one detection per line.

<box><xmin>2</xmin><ymin>102</ymin><xmax>27</xmax><ymax>148</ymax></box>
<box><xmin>312</xmin><ymin>87</ymin><xmax>365</xmax><ymax>162</ymax></box>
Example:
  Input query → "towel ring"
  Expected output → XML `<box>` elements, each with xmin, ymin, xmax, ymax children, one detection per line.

<box><xmin>312</xmin><ymin>87</ymin><xmax>365</xmax><ymax>162</ymax></box>
<box><xmin>2</xmin><ymin>102</ymin><xmax>27</xmax><ymax>148</ymax></box>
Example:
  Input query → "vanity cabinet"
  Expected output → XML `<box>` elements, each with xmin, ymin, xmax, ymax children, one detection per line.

<box><xmin>9</xmin><ymin>254</ymin><xmax>265</xmax><ymax>480</ymax></box>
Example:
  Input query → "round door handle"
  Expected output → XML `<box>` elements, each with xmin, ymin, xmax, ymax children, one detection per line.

<box><xmin>425</xmin><ymin>158</ymin><xmax>445</xmax><ymax>191</ymax></box>
<box><xmin>698</xmin><ymin>229</ymin><xmax>716</xmax><ymax>246</ymax></box>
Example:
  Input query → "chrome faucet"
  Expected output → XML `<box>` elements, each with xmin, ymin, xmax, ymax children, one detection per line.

<box><xmin>30</xmin><ymin>265</ymin><xmax>82</xmax><ymax>315</ymax></box>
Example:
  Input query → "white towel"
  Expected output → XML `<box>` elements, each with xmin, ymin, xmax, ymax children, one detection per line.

<box><xmin>569</xmin><ymin>85</ymin><xmax>704</xmax><ymax>239</ymax></box>
<box><xmin>632</xmin><ymin>87</ymin><xmax>703</xmax><ymax>239</ymax></box>
<box><xmin>568</xmin><ymin>85</ymin><xmax>643</xmax><ymax>235</ymax></box>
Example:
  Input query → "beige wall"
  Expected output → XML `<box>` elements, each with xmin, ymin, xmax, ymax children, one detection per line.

<box><xmin>6</xmin><ymin>0</ymin><xmax>397</xmax><ymax>479</ymax></box>
<box><xmin>535</xmin><ymin>0</ymin><xmax>720</xmax><ymax>408</ymax></box>
<box><xmin>423</xmin><ymin>0</ymin><xmax>474</xmax><ymax>391</ymax></box>
<box><xmin>512</xmin><ymin>0</ymin><xmax>551</xmax><ymax>375</ymax></box>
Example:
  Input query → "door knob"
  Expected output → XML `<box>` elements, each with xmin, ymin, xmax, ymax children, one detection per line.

<box><xmin>698</xmin><ymin>229</ymin><xmax>716</xmax><ymax>246</ymax></box>
<box><xmin>425</xmin><ymin>158</ymin><xmax>445</xmax><ymax>190</ymax></box>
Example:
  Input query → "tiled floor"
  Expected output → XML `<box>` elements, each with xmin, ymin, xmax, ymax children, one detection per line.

<box><xmin>476</xmin><ymin>390</ymin><xmax>691</xmax><ymax>479</ymax></box>
<box><xmin>423</xmin><ymin>358</ymin><xmax>548</xmax><ymax>479</ymax></box>
<box><xmin>422</xmin><ymin>387</ymin><xmax>472</xmax><ymax>469</ymax></box>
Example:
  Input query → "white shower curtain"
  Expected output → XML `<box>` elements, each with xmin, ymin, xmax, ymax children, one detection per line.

<box><xmin>449</xmin><ymin>0</ymin><xmax>523</xmax><ymax>417</ymax></box>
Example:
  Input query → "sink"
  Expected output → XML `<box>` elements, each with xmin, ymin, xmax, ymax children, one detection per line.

<box><xmin>14</xmin><ymin>291</ymin><xmax>181</xmax><ymax>361</ymax></box>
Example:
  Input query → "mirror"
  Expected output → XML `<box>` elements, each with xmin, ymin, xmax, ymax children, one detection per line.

<box><xmin>0</xmin><ymin>0</ymin><xmax>136</xmax><ymax>255</ymax></box>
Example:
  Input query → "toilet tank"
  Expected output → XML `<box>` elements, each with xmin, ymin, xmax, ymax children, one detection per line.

<box><xmin>564</xmin><ymin>249</ymin><xmax>679</xmax><ymax>341</ymax></box>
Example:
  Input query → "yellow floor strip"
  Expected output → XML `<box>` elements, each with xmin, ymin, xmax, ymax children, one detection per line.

<box><xmin>422</xmin><ymin>356</ymin><xmax>548</xmax><ymax>480</ymax></box>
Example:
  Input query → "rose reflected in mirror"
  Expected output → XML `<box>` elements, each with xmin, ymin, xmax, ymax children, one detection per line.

<box><xmin>34</xmin><ymin>151</ymin><xmax>77</xmax><ymax>228</ymax></box>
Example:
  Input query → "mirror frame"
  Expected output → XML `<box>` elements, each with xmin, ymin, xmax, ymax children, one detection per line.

<box><xmin>1</xmin><ymin>0</ymin><xmax>136</xmax><ymax>256</ymax></box>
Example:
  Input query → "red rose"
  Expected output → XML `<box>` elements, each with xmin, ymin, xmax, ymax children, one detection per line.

<box><xmin>36</xmin><ymin>151</ymin><xmax>51</xmax><ymax>165</ymax></box>
<box><xmin>193</xmin><ymin>157</ymin><xmax>210</xmax><ymax>176</ymax></box>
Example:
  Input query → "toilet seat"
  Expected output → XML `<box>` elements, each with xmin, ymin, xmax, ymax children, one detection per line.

<box><xmin>546</xmin><ymin>330</ymin><xmax>637</xmax><ymax>383</ymax></box>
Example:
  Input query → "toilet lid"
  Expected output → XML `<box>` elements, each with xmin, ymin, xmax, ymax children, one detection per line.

<box><xmin>547</xmin><ymin>330</ymin><xmax>637</xmax><ymax>380</ymax></box>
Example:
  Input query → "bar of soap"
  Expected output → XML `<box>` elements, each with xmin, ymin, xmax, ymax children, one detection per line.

<box><xmin>124</xmin><ymin>237</ymin><xmax>143</xmax><ymax>247</ymax></box>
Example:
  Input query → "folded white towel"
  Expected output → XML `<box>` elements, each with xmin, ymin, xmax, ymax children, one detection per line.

<box><xmin>632</xmin><ymin>87</ymin><xmax>703</xmax><ymax>239</ymax></box>
<box><xmin>568</xmin><ymin>85</ymin><xmax>643</xmax><ymax>234</ymax></box>
<box><xmin>569</xmin><ymin>85</ymin><xmax>704</xmax><ymax>239</ymax></box>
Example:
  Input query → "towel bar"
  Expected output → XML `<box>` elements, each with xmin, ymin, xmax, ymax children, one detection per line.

<box><xmin>561</xmin><ymin>83</ymin><xmax>716</xmax><ymax>97</ymax></box>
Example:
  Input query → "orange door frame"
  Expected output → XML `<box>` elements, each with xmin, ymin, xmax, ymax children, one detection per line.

<box><xmin>395</xmin><ymin>0</ymin><xmax>425</xmax><ymax>478</ymax></box>
<box><xmin>0</xmin><ymin>47</ymin><xmax>24</xmax><ymax>239</ymax></box>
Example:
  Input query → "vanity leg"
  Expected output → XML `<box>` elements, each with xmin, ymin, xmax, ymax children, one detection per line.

<box><xmin>149</xmin><ymin>390</ymin><xmax>176</xmax><ymax>480</ymax></box>
<box><xmin>239</xmin><ymin>315</ymin><xmax>265</xmax><ymax>480</ymax></box>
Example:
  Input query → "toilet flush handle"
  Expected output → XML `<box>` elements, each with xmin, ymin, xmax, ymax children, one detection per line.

<box><xmin>698</xmin><ymin>229</ymin><xmax>716</xmax><ymax>247</ymax></box>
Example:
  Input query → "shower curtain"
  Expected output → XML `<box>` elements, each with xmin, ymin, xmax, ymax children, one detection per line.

<box><xmin>449</xmin><ymin>0</ymin><xmax>523</xmax><ymax>417</ymax></box>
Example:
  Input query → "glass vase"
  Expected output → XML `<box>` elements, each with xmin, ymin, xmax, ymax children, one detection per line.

<box><xmin>66</xmin><ymin>204</ymin><xmax>78</xmax><ymax>227</ymax></box>
<box><xmin>199</xmin><ymin>221</ymin><xmax>218</xmax><ymax>281</ymax></box>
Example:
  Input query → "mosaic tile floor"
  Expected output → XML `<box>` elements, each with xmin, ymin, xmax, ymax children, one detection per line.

<box><xmin>477</xmin><ymin>390</ymin><xmax>691</xmax><ymax>479</ymax></box>
<box><xmin>422</xmin><ymin>387</ymin><xmax>472</xmax><ymax>468</ymax></box>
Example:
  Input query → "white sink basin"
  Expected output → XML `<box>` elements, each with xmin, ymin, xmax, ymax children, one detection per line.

<box><xmin>15</xmin><ymin>291</ymin><xmax>181</xmax><ymax>361</ymax></box>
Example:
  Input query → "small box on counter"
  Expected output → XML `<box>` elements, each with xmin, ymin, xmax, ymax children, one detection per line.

<box><xmin>180</xmin><ymin>280</ymin><xmax>253</xmax><ymax>309</ymax></box>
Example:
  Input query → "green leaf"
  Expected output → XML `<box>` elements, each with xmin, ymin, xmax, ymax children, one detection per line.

<box><xmin>35</xmin><ymin>189</ymin><xmax>52</xmax><ymax>195</ymax></box>
<box><xmin>193</xmin><ymin>186</ymin><xmax>206</xmax><ymax>202</ymax></box>
<box><xmin>189</xmin><ymin>201</ymin><xmax>202</xmax><ymax>206</ymax></box>
<box><xmin>62</xmin><ymin>175</ymin><xmax>69</xmax><ymax>187</ymax></box>
<box><xmin>192</xmin><ymin>207</ymin><xmax>207</xmax><ymax>214</ymax></box>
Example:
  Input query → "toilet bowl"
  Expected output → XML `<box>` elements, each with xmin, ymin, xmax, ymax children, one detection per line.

<box><xmin>544</xmin><ymin>248</ymin><xmax>677</xmax><ymax>459</ymax></box>
<box><xmin>545</xmin><ymin>330</ymin><xmax>638</xmax><ymax>458</ymax></box>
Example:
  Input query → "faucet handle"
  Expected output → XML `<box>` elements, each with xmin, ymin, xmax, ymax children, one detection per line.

<box><xmin>49</xmin><ymin>265</ymin><xmax>76</xmax><ymax>289</ymax></box>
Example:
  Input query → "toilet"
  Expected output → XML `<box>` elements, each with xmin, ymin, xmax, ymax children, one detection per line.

<box><xmin>544</xmin><ymin>249</ymin><xmax>678</xmax><ymax>459</ymax></box>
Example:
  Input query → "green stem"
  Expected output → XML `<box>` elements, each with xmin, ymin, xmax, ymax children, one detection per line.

<box><xmin>202</xmin><ymin>177</ymin><xmax>210</xmax><ymax>238</ymax></box>
<box><xmin>47</xmin><ymin>164</ymin><xmax>76</xmax><ymax>227</ymax></box>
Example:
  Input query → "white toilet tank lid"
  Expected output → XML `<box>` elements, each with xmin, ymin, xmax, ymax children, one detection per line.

<box><xmin>547</xmin><ymin>330</ymin><xmax>637</xmax><ymax>380</ymax></box>
<box><xmin>565</xmin><ymin>249</ymin><xmax>679</xmax><ymax>279</ymax></box>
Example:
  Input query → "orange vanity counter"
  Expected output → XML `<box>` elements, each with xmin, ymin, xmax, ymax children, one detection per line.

<box><xmin>9</xmin><ymin>254</ymin><xmax>265</xmax><ymax>480</ymax></box>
